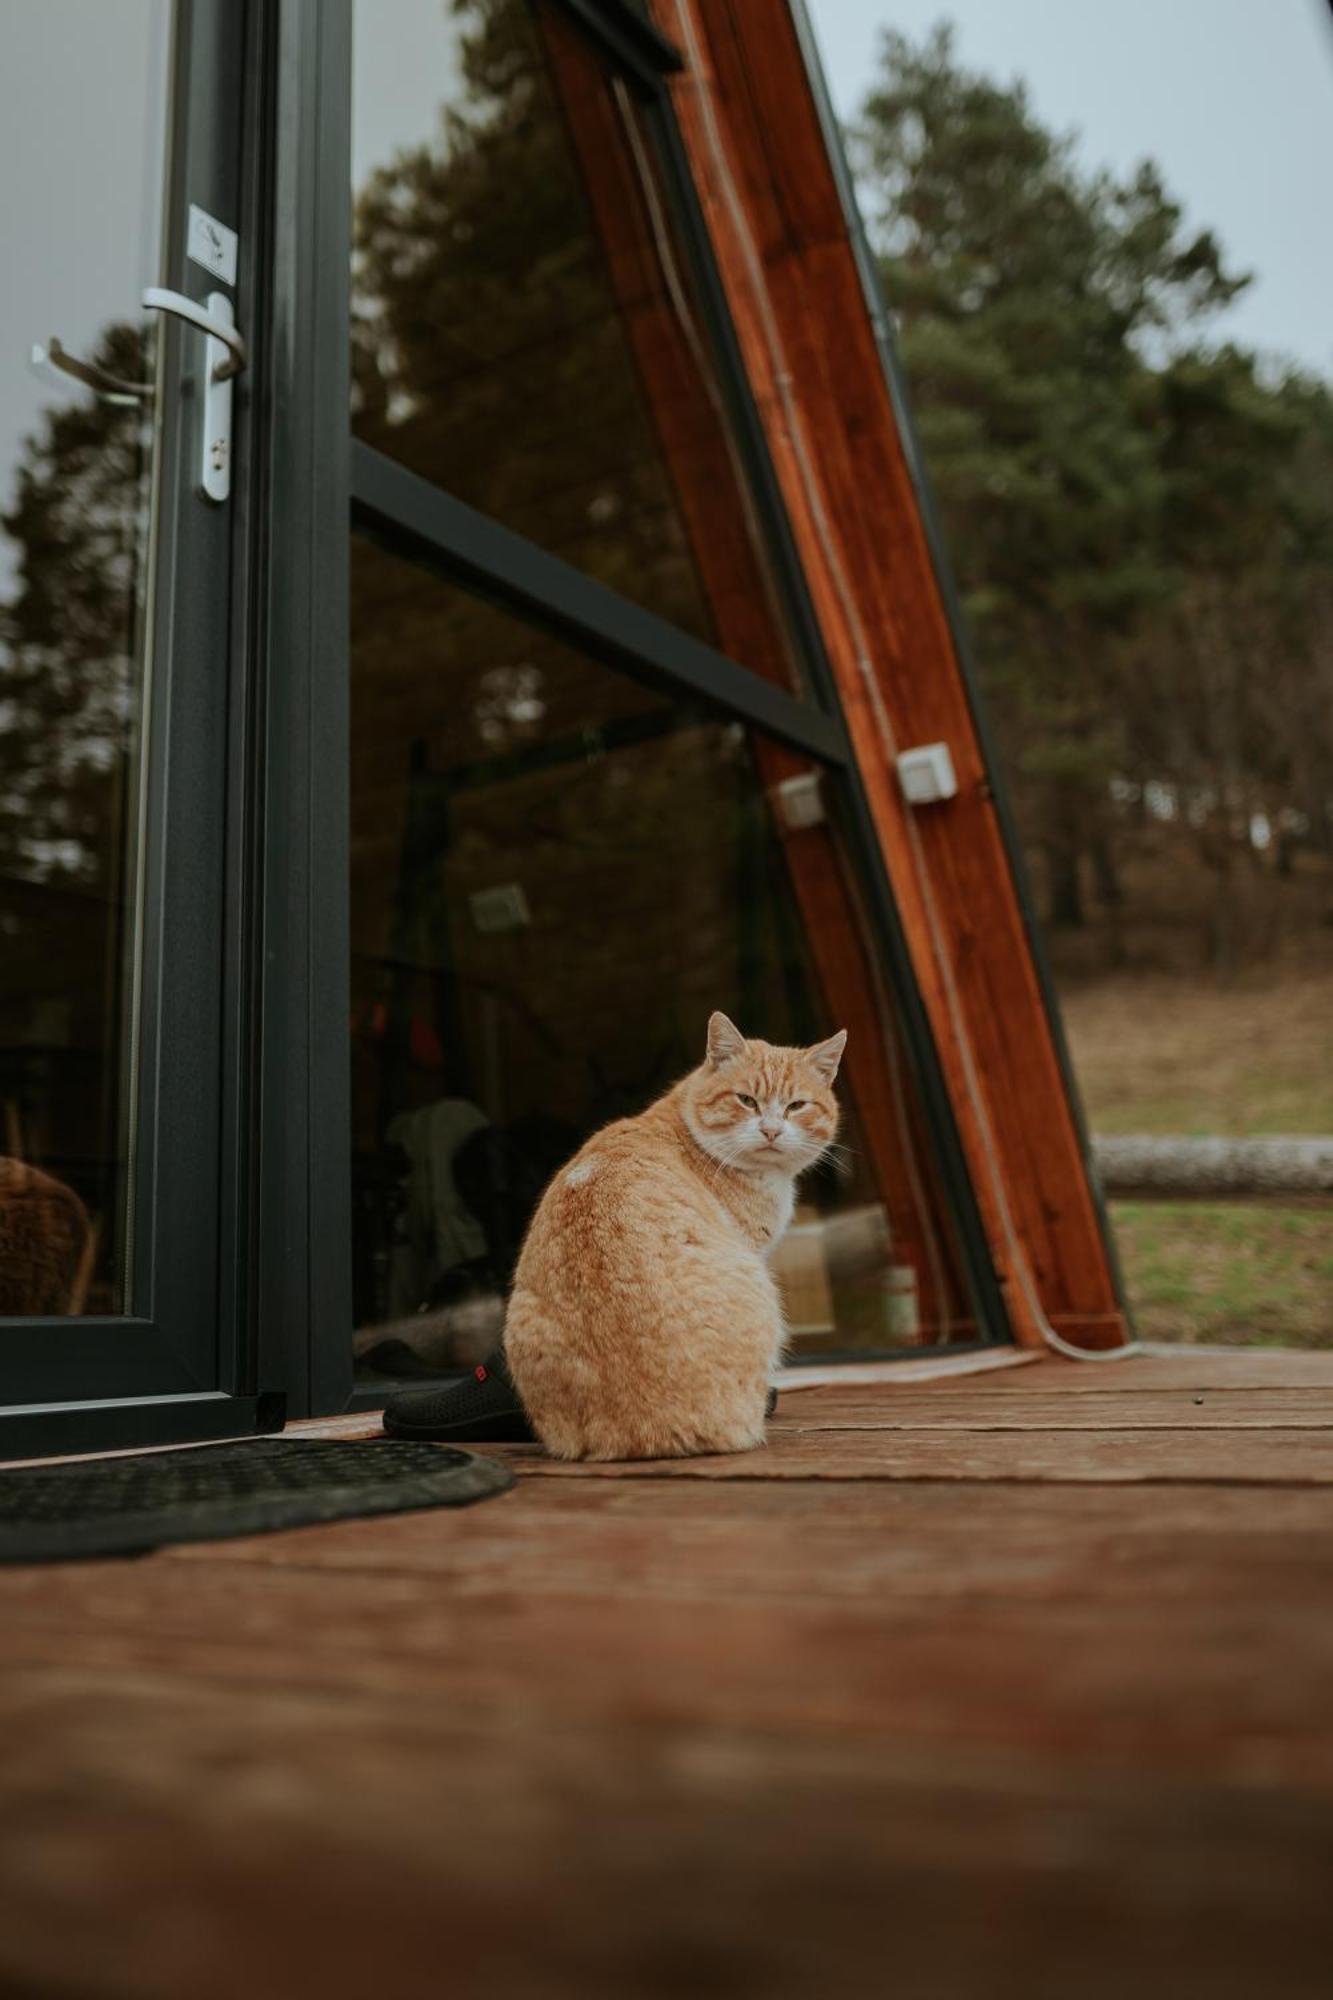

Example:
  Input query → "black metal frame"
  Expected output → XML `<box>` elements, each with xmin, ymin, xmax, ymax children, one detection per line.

<box><xmin>0</xmin><ymin>0</ymin><xmax>280</xmax><ymax>1459</ymax></box>
<box><xmin>251</xmin><ymin>0</ymin><xmax>356</xmax><ymax>1417</ymax></box>
<box><xmin>559</xmin><ymin>0</ymin><xmax>683</xmax><ymax>81</ymax></box>
<box><xmin>351</xmin><ymin>445</ymin><xmax>847</xmax><ymax>766</ymax></box>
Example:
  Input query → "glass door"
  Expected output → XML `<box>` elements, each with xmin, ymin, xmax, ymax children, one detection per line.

<box><xmin>338</xmin><ymin>0</ymin><xmax>1009</xmax><ymax>1397</ymax></box>
<box><xmin>0</xmin><ymin>2</ymin><xmax>260</xmax><ymax>1453</ymax></box>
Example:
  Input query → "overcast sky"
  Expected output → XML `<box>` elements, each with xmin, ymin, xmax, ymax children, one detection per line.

<box><xmin>805</xmin><ymin>0</ymin><xmax>1333</xmax><ymax>376</ymax></box>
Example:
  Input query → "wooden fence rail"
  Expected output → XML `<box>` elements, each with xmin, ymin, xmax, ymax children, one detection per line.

<box><xmin>1092</xmin><ymin>1135</ymin><xmax>1333</xmax><ymax>1203</ymax></box>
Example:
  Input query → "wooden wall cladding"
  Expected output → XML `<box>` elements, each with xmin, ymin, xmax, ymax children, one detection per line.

<box><xmin>651</xmin><ymin>0</ymin><xmax>1128</xmax><ymax>1349</ymax></box>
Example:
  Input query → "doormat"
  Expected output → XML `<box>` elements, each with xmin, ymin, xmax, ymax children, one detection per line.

<box><xmin>0</xmin><ymin>1437</ymin><xmax>513</xmax><ymax>1564</ymax></box>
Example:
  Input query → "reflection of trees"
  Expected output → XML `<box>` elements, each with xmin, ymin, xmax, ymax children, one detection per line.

<box><xmin>347</xmin><ymin>0</ymin><xmax>772</xmax><ymax>1123</ymax></box>
<box><xmin>0</xmin><ymin>321</ymin><xmax>152</xmax><ymax>903</ymax></box>
<box><xmin>351</xmin><ymin>0</ymin><xmax>711</xmax><ymax>638</ymax></box>
<box><xmin>0</xmin><ymin>319</ymin><xmax>152</xmax><ymax>1286</ymax></box>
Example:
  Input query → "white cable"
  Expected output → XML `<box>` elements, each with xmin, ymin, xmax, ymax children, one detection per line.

<box><xmin>668</xmin><ymin>0</ymin><xmax>1139</xmax><ymax>1363</ymax></box>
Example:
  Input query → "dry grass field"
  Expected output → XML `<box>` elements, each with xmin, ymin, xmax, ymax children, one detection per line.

<box><xmin>1062</xmin><ymin>972</ymin><xmax>1333</xmax><ymax>1138</ymax></box>
<box><xmin>1060</xmin><ymin>972</ymin><xmax>1332</xmax><ymax>1348</ymax></box>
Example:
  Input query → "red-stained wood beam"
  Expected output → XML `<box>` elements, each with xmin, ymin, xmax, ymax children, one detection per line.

<box><xmin>651</xmin><ymin>0</ymin><xmax>1128</xmax><ymax>1349</ymax></box>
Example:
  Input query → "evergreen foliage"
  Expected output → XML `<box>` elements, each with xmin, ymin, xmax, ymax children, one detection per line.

<box><xmin>853</xmin><ymin>26</ymin><xmax>1333</xmax><ymax>958</ymax></box>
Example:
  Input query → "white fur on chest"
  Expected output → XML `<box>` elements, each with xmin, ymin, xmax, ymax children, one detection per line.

<box><xmin>760</xmin><ymin>1175</ymin><xmax>796</xmax><ymax>1253</ymax></box>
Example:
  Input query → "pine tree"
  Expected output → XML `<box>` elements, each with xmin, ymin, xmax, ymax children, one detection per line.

<box><xmin>852</xmin><ymin>26</ymin><xmax>1333</xmax><ymax>961</ymax></box>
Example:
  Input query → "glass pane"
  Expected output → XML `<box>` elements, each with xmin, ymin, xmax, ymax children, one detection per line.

<box><xmin>350</xmin><ymin>532</ymin><xmax>981</xmax><ymax>1380</ymax></box>
<box><xmin>350</xmin><ymin>0</ymin><xmax>806</xmax><ymax>691</ymax></box>
<box><xmin>0</xmin><ymin>2</ymin><xmax>173</xmax><ymax>1315</ymax></box>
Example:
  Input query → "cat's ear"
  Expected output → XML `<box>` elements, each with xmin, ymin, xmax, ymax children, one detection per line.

<box><xmin>807</xmin><ymin>1029</ymin><xmax>847</xmax><ymax>1084</ymax></box>
<box><xmin>706</xmin><ymin>1011</ymin><xmax>747</xmax><ymax>1068</ymax></box>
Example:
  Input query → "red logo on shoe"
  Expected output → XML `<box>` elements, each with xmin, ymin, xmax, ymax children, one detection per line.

<box><xmin>475</xmin><ymin>1365</ymin><xmax>488</xmax><ymax>1382</ymax></box>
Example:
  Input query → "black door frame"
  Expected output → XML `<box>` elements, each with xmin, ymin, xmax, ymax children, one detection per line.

<box><xmin>0</xmin><ymin>0</ymin><xmax>286</xmax><ymax>1459</ymax></box>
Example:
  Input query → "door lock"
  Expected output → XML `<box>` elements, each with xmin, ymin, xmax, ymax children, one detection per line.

<box><xmin>142</xmin><ymin>286</ymin><xmax>247</xmax><ymax>503</ymax></box>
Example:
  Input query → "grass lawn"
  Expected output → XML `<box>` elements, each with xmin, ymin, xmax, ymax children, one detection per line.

<box><xmin>1060</xmin><ymin>972</ymin><xmax>1333</xmax><ymax>1136</ymax></box>
<box><xmin>1058</xmin><ymin>973</ymin><xmax>1333</xmax><ymax>1348</ymax></box>
<box><xmin>1110</xmin><ymin>1202</ymin><xmax>1333</xmax><ymax>1348</ymax></box>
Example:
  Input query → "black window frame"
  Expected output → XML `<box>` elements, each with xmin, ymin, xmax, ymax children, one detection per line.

<box><xmin>266</xmin><ymin>0</ymin><xmax>1013</xmax><ymax>1417</ymax></box>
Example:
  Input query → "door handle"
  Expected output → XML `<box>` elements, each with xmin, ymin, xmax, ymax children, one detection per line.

<box><xmin>142</xmin><ymin>286</ymin><xmax>245</xmax><ymax>503</ymax></box>
<box><xmin>29</xmin><ymin>335</ymin><xmax>154</xmax><ymax>406</ymax></box>
<box><xmin>141</xmin><ymin>287</ymin><xmax>247</xmax><ymax>380</ymax></box>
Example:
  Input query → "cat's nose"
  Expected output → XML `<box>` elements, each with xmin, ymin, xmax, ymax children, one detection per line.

<box><xmin>759</xmin><ymin>1119</ymin><xmax>783</xmax><ymax>1141</ymax></box>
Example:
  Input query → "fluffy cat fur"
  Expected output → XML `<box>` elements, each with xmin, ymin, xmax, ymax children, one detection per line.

<box><xmin>504</xmin><ymin>1013</ymin><xmax>846</xmax><ymax>1461</ymax></box>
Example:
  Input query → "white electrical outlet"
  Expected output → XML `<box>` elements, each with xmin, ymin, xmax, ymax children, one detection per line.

<box><xmin>774</xmin><ymin>770</ymin><xmax>825</xmax><ymax>830</ymax></box>
<box><xmin>896</xmin><ymin>742</ymin><xmax>958</xmax><ymax>804</ymax></box>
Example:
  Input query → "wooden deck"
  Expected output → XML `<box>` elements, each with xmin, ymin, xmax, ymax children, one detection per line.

<box><xmin>3</xmin><ymin>1347</ymin><xmax>1333</xmax><ymax>1997</ymax></box>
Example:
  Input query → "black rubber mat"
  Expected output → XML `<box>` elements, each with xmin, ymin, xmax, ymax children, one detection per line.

<box><xmin>0</xmin><ymin>1437</ymin><xmax>513</xmax><ymax>1564</ymax></box>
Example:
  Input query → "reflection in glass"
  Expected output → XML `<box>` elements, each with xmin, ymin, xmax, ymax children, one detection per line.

<box><xmin>351</xmin><ymin>0</ymin><xmax>804</xmax><ymax>688</ymax></box>
<box><xmin>350</xmin><ymin>535</ymin><xmax>980</xmax><ymax>1378</ymax></box>
<box><xmin>0</xmin><ymin>3</ymin><xmax>172</xmax><ymax>1314</ymax></box>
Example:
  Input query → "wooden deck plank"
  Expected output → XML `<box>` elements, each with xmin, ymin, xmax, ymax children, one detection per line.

<box><xmin>769</xmin><ymin>1386</ymin><xmax>1333</xmax><ymax>1429</ymax></box>
<box><xmin>1</xmin><ymin>1667</ymin><xmax>1329</xmax><ymax>2000</ymax></box>
<box><xmin>4</xmin><ymin>1478</ymin><xmax>1333</xmax><ymax>1797</ymax></box>
<box><xmin>485</xmin><ymin>1427</ymin><xmax>1333</xmax><ymax>1484</ymax></box>
<box><xmin>984</xmin><ymin>1350</ymin><xmax>1333</xmax><ymax>1390</ymax></box>
<box><xmin>4</xmin><ymin>1476</ymin><xmax>1330</xmax><ymax>1610</ymax></box>
<box><xmin>3</xmin><ymin>1349</ymin><xmax>1333</xmax><ymax>1996</ymax></box>
<box><xmin>7</xmin><ymin>1547</ymin><xmax>1331</xmax><ymax>1776</ymax></box>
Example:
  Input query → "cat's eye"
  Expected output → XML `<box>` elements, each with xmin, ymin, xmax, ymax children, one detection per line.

<box><xmin>736</xmin><ymin>1093</ymin><xmax>759</xmax><ymax>1111</ymax></box>
<box><xmin>786</xmin><ymin>1100</ymin><xmax>807</xmax><ymax>1113</ymax></box>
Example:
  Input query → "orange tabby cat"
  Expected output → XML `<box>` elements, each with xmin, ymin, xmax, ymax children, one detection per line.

<box><xmin>504</xmin><ymin>1012</ymin><xmax>846</xmax><ymax>1461</ymax></box>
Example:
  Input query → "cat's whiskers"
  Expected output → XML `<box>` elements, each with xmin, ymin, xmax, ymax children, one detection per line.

<box><xmin>694</xmin><ymin>1128</ymin><xmax>776</xmax><ymax>1201</ymax></box>
<box><xmin>702</xmin><ymin>1134</ymin><xmax>749</xmax><ymax>1183</ymax></box>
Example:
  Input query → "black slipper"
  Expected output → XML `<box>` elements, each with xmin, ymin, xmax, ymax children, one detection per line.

<box><xmin>382</xmin><ymin>1353</ymin><xmax>779</xmax><ymax>1444</ymax></box>
<box><xmin>383</xmin><ymin>1351</ymin><xmax>536</xmax><ymax>1444</ymax></box>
